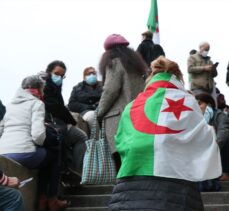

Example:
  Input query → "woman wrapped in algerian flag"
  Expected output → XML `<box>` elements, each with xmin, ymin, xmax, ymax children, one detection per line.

<box><xmin>108</xmin><ymin>56</ymin><xmax>222</xmax><ymax>211</ymax></box>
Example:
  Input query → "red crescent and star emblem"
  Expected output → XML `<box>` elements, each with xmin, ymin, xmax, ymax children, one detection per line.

<box><xmin>130</xmin><ymin>80</ymin><xmax>193</xmax><ymax>135</ymax></box>
<box><xmin>162</xmin><ymin>98</ymin><xmax>193</xmax><ymax>120</ymax></box>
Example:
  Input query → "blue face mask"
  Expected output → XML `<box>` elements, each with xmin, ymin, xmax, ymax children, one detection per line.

<box><xmin>85</xmin><ymin>74</ymin><xmax>97</xmax><ymax>86</ymax></box>
<box><xmin>51</xmin><ymin>74</ymin><xmax>62</xmax><ymax>86</ymax></box>
<box><xmin>204</xmin><ymin>105</ymin><xmax>214</xmax><ymax>123</ymax></box>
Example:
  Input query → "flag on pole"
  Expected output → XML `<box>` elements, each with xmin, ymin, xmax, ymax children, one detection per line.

<box><xmin>147</xmin><ymin>0</ymin><xmax>160</xmax><ymax>44</ymax></box>
<box><xmin>115</xmin><ymin>72</ymin><xmax>222</xmax><ymax>181</ymax></box>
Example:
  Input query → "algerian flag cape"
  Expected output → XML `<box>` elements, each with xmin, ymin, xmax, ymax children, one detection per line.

<box><xmin>115</xmin><ymin>72</ymin><xmax>222</xmax><ymax>181</ymax></box>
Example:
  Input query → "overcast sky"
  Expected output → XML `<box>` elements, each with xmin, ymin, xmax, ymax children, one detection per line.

<box><xmin>1</xmin><ymin>0</ymin><xmax>229</xmax><ymax>104</ymax></box>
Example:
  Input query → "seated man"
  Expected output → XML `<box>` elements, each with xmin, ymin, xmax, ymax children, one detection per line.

<box><xmin>0</xmin><ymin>168</ymin><xmax>25</xmax><ymax>211</ymax></box>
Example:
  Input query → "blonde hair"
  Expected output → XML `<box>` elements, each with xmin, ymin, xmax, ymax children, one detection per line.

<box><xmin>146</xmin><ymin>56</ymin><xmax>184</xmax><ymax>84</ymax></box>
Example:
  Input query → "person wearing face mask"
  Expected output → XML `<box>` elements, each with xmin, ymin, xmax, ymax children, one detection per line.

<box><xmin>195</xmin><ymin>93</ymin><xmax>229</xmax><ymax>182</ymax></box>
<box><xmin>44</xmin><ymin>60</ymin><xmax>76</xmax><ymax>125</ymax></box>
<box><xmin>68</xmin><ymin>67</ymin><xmax>103</xmax><ymax>130</ymax></box>
<box><xmin>0</xmin><ymin>75</ymin><xmax>70</xmax><ymax>211</ymax></box>
<box><xmin>188</xmin><ymin>42</ymin><xmax>218</xmax><ymax>105</ymax></box>
<box><xmin>44</xmin><ymin>60</ymin><xmax>88</xmax><ymax>186</ymax></box>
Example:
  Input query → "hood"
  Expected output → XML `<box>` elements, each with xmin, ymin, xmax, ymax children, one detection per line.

<box><xmin>11</xmin><ymin>88</ymin><xmax>38</xmax><ymax>104</ymax></box>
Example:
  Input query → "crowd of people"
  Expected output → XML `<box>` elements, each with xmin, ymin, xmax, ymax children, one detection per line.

<box><xmin>0</xmin><ymin>31</ymin><xmax>229</xmax><ymax>211</ymax></box>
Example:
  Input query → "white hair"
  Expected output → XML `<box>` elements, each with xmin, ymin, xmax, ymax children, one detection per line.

<box><xmin>199</xmin><ymin>41</ymin><xmax>210</xmax><ymax>49</ymax></box>
<box><xmin>21</xmin><ymin>75</ymin><xmax>45</xmax><ymax>89</ymax></box>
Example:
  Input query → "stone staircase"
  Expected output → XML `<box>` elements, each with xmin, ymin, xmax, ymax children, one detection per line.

<box><xmin>64</xmin><ymin>182</ymin><xmax>229</xmax><ymax>211</ymax></box>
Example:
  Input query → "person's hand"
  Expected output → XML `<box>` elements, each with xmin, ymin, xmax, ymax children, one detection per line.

<box><xmin>7</xmin><ymin>177</ymin><xmax>20</xmax><ymax>188</ymax></box>
<box><xmin>205</xmin><ymin>65</ymin><xmax>213</xmax><ymax>71</ymax></box>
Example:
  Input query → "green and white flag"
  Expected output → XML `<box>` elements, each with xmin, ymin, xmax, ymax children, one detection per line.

<box><xmin>115</xmin><ymin>72</ymin><xmax>222</xmax><ymax>181</ymax></box>
<box><xmin>147</xmin><ymin>0</ymin><xmax>160</xmax><ymax>44</ymax></box>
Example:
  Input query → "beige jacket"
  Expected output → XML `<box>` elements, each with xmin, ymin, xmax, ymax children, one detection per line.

<box><xmin>187</xmin><ymin>53</ymin><xmax>217</xmax><ymax>92</ymax></box>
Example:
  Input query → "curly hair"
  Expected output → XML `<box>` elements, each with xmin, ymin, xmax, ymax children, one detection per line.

<box><xmin>45</xmin><ymin>60</ymin><xmax>66</xmax><ymax>75</ymax></box>
<box><xmin>99</xmin><ymin>46</ymin><xmax>147</xmax><ymax>82</ymax></box>
<box><xmin>146</xmin><ymin>56</ymin><xmax>183</xmax><ymax>84</ymax></box>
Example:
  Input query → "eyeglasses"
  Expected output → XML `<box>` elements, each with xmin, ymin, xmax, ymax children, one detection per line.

<box><xmin>53</xmin><ymin>73</ymin><xmax>66</xmax><ymax>79</ymax></box>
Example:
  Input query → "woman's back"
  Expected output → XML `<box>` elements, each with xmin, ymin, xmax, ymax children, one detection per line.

<box><xmin>0</xmin><ymin>88</ymin><xmax>45</xmax><ymax>154</ymax></box>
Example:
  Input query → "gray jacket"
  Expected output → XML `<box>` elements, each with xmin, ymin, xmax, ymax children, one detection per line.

<box><xmin>210</xmin><ymin>109</ymin><xmax>229</xmax><ymax>149</ymax></box>
<box><xmin>98</xmin><ymin>58</ymin><xmax>145</xmax><ymax>153</ymax></box>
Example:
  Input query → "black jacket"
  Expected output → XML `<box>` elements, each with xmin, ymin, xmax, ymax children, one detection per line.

<box><xmin>0</xmin><ymin>169</ymin><xmax>3</xmax><ymax>179</ymax></box>
<box><xmin>44</xmin><ymin>78</ymin><xmax>76</xmax><ymax>125</ymax></box>
<box><xmin>109</xmin><ymin>176</ymin><xmax>203</xmax><ymax>211</ymax></box>
<box><xmin>0</xmin><ymin>100</ymin><xmax>6</xmax><ymax>121</ymax></box>
<box><xmin>226</xmin><ymin>62</ymin><xmax>229</xmax><ymax>85</ymax></box>
<box><xmin>68</xmin><ymin>81</ymin><xmax>103</xmax><ymax>115</ymax></box>
<box><xmin>137</xmin><ymin>39</ymin><xmax>165</xmax><ymax>67</ymax></box>
<box><xmin>210</xmin><ymin>109</ymin><xmax>229</xmax><ymax>149</ymax></box>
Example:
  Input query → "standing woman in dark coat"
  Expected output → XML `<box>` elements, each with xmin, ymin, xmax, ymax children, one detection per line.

<box><xmin>44</xmin><ymin>61</ymin><xmax>87</xmax><ymax>176</ymax></box>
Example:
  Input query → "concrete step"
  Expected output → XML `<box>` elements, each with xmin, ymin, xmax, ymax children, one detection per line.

<box><xmin>65</xmin><ymin>194</ymin><xmax>111</xmax><ymax>207</ymax></box>
<box><xmin>64</xmin><ymin>185</ymin><xmax>114</xmax><ymax>195</ymax></box>
<box><xmin>202</xmin><ymin>191</ymin><xmax>229</xmax><ymax>204</ymax></box>
<box><xmin>204</xmin><ymin>204</ymin><xmax>229</xmax><ymax>211</ymax></box>
<box><xmin>66</xmin><ymin>207</ymin><xmax>107</xmax><ymax>211</ymax></box>
<box><xmin>65</xmin><ymin>192</ymin><xmax>229</xmax><ymax>210</ymax></box>
<box><xmin>64</xmin><ymin>181</ymin><xmax>229</xmax><ymax>195</ymax></box>
<box><xmin>64</xmin><ymin>182</ymin><xmax>229</xmax><ymax>210</ymax></box>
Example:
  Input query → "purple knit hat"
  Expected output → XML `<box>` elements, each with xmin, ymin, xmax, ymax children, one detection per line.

<box><xmin>104</xmin><ymin>34</ymin><xmax>129</xmax><ymax>50</ymax></box>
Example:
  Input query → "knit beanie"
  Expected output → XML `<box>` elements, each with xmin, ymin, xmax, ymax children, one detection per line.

<box><xmin>104</xmin><ymin>34</ymin><xmax>129</xmax><ymax>50</ymax></box>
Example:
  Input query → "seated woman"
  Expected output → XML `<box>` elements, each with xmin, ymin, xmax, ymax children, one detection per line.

<box><xmin>0</xmin><ymin>75</ymin><xmax>68</xmax><ymax>211</ymax></box>
<box><xmin>43</xmin><ymin>60</ymin><xmax>87</xmax><ymax>177</ymax></box>
<box><xmin>108</xmin><ymin>56</ymin><xmax>222</xmax><ymax>211</ymax></box>
<box><xmin>68</xmin><ymin>66</ymin><xmax>103</xmax><ymax>131</ymax></box>
<box><xmin>195</xmin><ymin>93</ymin><xmax>229</xmax><ymax>182</ymax></box>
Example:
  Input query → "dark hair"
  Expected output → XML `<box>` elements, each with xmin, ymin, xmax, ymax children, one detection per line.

<box><xmin>142</xmin><ymin>31</ymin><xmax>153</xmax><ymax>40</ymax></box>
<box><xmin>195</xmin><ymin>93</ymin><xmax>216</xmax><ymax>109</ymax></box>
<box><xmin>189</xmin><ymin>49</ymin><xmax>197</xmax><ymax>55</ymax></box>
<box><xmin>46</xmin><ymin>60</ymin><xmax>66</xmax><ymax>75</ymax></box>
<box><xmin>217</xmin><ymin>93</ymin><xmax>226</xmax><ymax>109</ymax></box>
<box><xmin>99</xmin><ymin>46</ymin><xmax>147</xmax><ymax>81</ymax></box>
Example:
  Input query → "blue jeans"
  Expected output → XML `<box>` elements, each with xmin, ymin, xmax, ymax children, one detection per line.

<box><xmin>0</xmin><ymin>186</ymin><xmax>24</xmax><ymax>211</ymax></box>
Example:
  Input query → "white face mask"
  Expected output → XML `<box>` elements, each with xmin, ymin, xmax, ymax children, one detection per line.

<box><xmin>201</xmin><ymin>50</ymin><xmax>209</xmax><ymax>57</ymax></box>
